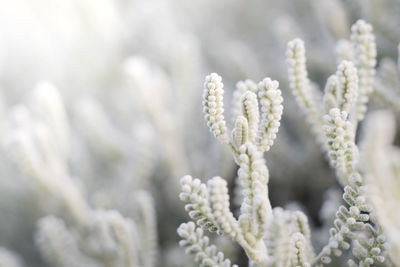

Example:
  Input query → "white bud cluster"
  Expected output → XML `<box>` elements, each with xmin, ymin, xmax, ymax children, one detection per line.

<box><xmin>290</xmin><ymin>233</ymin><xmax>311</xmax><ymax>267</ymax></box>
<box><xmin>177</xmin><ymin>222</ymin><xmax>238</xmax><ymax>267</ymax></box>
<box><xmin>241</xmin><ymin>91</ymin><xmax>260</xmax><ymax>143</ymax></box>
<box><xmin>238</xmin><ymin>143</ymin><xmax>271</xmax><ymax>241</ymax></box>
<box><xmin>179</xmin><ymin>175</ymin><xmax>219</xmax><ymax>233</ymax></box>
<box><xmin>231</xmin><ymin>116</ymin><xmax>249</xmax><ymax>149</ymax></box>
<box><xmin>313</xmin><ymin>169</ymin><xmax>386</xmax><ymax>266</ymax></box>
<box><xmin>336</xmin><ymin>61</ymin><xmax>359</xmax><ymax>114</ymax></box>
<box><xmin>265</xmin><ymin>208</ymin><xmax>313</xmax><ymax>266</ymax></box>
<box><xmin>286</xmin><ymin>39</ymin><xmax>325</xmax><ymax>144</ymax></box>
<box><xmin>286</xmin><ymin>20</ymin><xmax>386</xmax><ymax>267</ymax></box>
<box><xmin>352</xmin><ymin>238</ymin><xmax>385</xmax><ymax>266</ymax></box>
<box><xmin>203</xmin><ymin>73</ymin><xmax>229</xmax><ymax>144</ymax></box>
<box><xmin>265</xmin><ymin>208</ymin><xmax>292</xmax><ymax>266</ymax></box>
<box><xmin>350</xmin><ymin>20</ymin><xmax>377</xmax><ymax>122</ymax></box>
<box><xmin>232</xmin><ymin>80</ymin><xmax>258</xmax><ymax>120</ymax></box>
<box><xmin>182</xmin><ymin>72</ymin><xmax>284</xmax><ymax>265</ymax></box>
<box><xmin>257</xmin><ymin>78</ymin><xmax>283</xmax><ymax>152</ymax></box>
<box><xmin>286</xmin><ymin>39</ymin><xmax>314</xmax><ymax>112</ymax></box>
<box><xmin>202</xmin><ymin>72</ymin><xmax>283</xmax><ymax>159</ymax></box>
<box><xmin>313</xmin><ymin>206</ymin><xmax>352</xmax><ymax>265</ymax></box>
<box><xmin>287</xmin><ymin>20</ymin><xmax>376</xmax><ymax>153</ymax></box>
<box><xmin>207</xmin><ymin>177</ymin><xmax>241</xmax><ymax>239</ymax></box>
<box><xmin>292</xmin><ymin>211</ymin><xmax>314</xmax><ymax>260</ymax></box>
<box><xmin>323</xmin><ymin>108</ymin><xmax>358</xmax><ymax>176</ymax></box>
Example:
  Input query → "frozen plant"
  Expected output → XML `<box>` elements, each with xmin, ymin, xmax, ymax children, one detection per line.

<box><xmin>178</xmin><ymin>73</ymin><xmax>317</xmax><ymax>266</ymax></box>
<box><xmin>178</xmin><ymin>19</ymin><xmax>391</xmax><ymax>267</ymax></box>
<box><xmin>286</xmin><ymin>20</ymin><xmax>386</xmax><ymax>266</ymax></box>
<box><xmin>2</xmin><ymin>1</ymin><xmax>400</xmax><ymax>266</ymax></box>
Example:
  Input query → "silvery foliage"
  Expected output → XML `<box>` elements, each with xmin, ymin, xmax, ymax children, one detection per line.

<box><xmin>178</xmin><ymin>19</ymin><xmax>400</xmax><ymax>267</ymax></box>
<box><xmin>178</xmin><ymin>73</ymin><xmax>315</xmax><ymax>266</ymax></box>
<box><xmin>0</xmin><ymin>0</ymin><xmax>400</xmax><ymax>267</ymax></box>
<box><xmin>286</xmin><ymin>20</ymin><xmax>387</xmax><ymax>266</ymax></box>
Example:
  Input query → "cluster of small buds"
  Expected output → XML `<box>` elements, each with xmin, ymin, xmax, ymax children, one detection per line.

<box><xmin>202</xmin><ymin>72</ymin><xmax>283</xmax><ymax>160</ymax></box>
<box><xmin>207</xmin><ymin>177</ymin><xmax>241</xmax><ymax>239</ymax></box>
<box><xmin>203</xmin><ymin>73</ymin><xmax>229</xmax><ymax>145</ymax></box>
<box><xmin>177</xmin><ymin>222</ymin><xmax>238</xmax><ymax>267</ymax></box>
<box><xmin>291</xmin><ymin>211</ymin><xmax>314</xmax><ymax>260</ymax></box>
<box><xmin>287</xmin><ymin>20</ymin><xmax>377</xmax><ymax>150</ymax></box>
<box><xmin>286</xmin><ymin>19</ymin><xmax>385</xmax><ymax>267</ymax></box>
<box><xmin>313</xmin><ymin>172</ymin><xmax>381</xmax><ymax>266</ymax></box>
<box><xmin>336</xmin><ymin>60</ymin><xmax>359</xmax><ymax>114</ymax></box>
<box><xmin>180</xmin><ymin>72</ymin><xmax>284</xmax><ymax>266</ymax></box>
<box><xmin>286</xmin><ymin>39</ymin><xmax>325</xmax><ymax>145</ymax></box>
<box><xmin>351</xmin><ymin>20</ymin><xmax>377</xmax><ymax>92</ymax></box>
<box><xmin>241</xmin><ymin>91</ymin><xmax>260</xmax><ymax>143</ymax></box>
<box><xmin>179</xmin><ymin>175</ymin><xmax>219</xmax><ymax>233</ymax></box>
<box><xmin>238</xmin><ymin>143</ymin><xmax>271</xmax><ymax>242</ymax></box>
<box><xmin>322</xmin><ymin>108</ymin><xmax>357</xmax><ymax>177</ymax></box>
<box><xmin>264</xmin><ymin>208</ymin><xmax>292</xmax><ymax>266</ymax></box>
<box><xmin>286</xmin><ymin>39</ymin><xmax>314</xmax><ymax>112</ymax></box>
<box><xmin>264</xmin><ymin>208</ymin><xmax>313</xmax><ymax>267</ymax></box>
<box><xmin>231</xmin><ymin>116</ymin><xmax>249</xmax><ymax>150</ymax></box>
<box><xmin>314</xmin><ymin>210</ymin><xmax>353</xmax><ymax>265</ymax></box>
<box><xmin>344</xmin><ymin>187</ymin><xmax>371</xmax><ymax>214</ymax></box>
<box><xmin>290</xmin><ymin>233</ymin><xmax>311</xmax><ymax>267</ymax></box>
<box><xmin>352</xmin><ymin>238</ymin><xmax>385</xmax><ymax>266</ymax></box>
<box><xmin>313</xmin><ymin>48</ymin><xmax>386</xmax><ymax>265</ymax></box>
<box><xmin>232</xmin><ymin>80</ymin><xmax>258</xmax><ymax>120</ymax></box>
<box><xmin>257</xmin><ymin>78</ymin><xmax>283</xmax><ymax>152</ymax></box>
<box><xmin>350</xmin><ymin>20</ymin><xmax>377</xmax><ymax>122</ymax></box>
